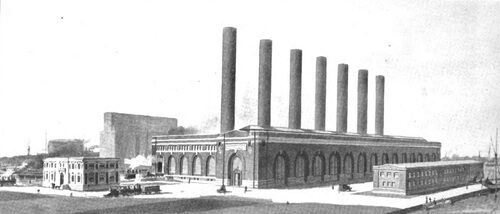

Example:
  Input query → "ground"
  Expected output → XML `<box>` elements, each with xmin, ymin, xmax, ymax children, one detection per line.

<box><xmin>411</xmin><ymin>193</ymin><xmax>500</xmax><ymax>214</ymax></box>
<box><xmin>0</xmin><ymin>181</ymin><xmax>491</xmax><ymax>213</ymax></box>
<box><xmin>0</xmin><ymin>191</ymin><xmax>396</xmax><ymax>214</ymax></box>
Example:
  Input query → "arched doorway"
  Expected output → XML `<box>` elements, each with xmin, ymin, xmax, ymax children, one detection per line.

<box><xmin>157</xmin><ymin>162</ymin><xmax>163</xmax><ymax>173</ymax></box>
<box><xmin>60</xmin><ymin>173</ymin><xmax>64</xmax><ymax>185</ymax></box>
<box><xmin>228</xmin><ymin>155</ymin><xmax>243</xmax><ymax>186</ymax></box>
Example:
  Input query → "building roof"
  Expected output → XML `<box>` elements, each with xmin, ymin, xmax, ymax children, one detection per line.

<box><xmin>43</xmin><ymin>157</ymin><xmax>120</xmax><ymax>162</ymax></box>
<box><xmin>374</xmin><ymin>160</ymin><xmax>483</xmax><ymax>170</ymax></box>
<box><xmin>152</xmin><ymin>125</ymin><xmax>441</xmax><ymax>149</ymax></box>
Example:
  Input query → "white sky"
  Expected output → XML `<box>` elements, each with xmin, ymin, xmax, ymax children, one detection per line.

<box><xmin>1</xmin><ymin>0</ymin><xmax>499</xmax><ymax>157</ymax></box>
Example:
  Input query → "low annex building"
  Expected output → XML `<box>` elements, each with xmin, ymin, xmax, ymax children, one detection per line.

<box><xmin>151</xmin><ymin>27</ymin><xmax>442</xmax><ymax>189</ymax></box>
<box><xmin>373</xmin><ymin>160</ymin><xmax>483</xmax><ymax>195</ymax></box>
<box><xmin>42</xmin><ymin>157</ymin><xmax>120</xmax><ymax>191</ymax></box>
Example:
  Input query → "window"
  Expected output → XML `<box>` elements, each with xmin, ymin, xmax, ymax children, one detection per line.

<box><xmin>85</xmin><ymin>164</ymin><xmax>88</xmax><ymax>170</ymax></box>
<box><xmin>99</xmin><ymin>163</ymin><xmax>106</xmax><ymax>169</ymax></box>
<box><xmin>394</xmin><ymin>172</ymin><xmax>399</xmax><ymax>178</ymax></box>
<box><xmin>71</xmin><ymin>174</ymin><xmax>75</xmax><ymax>183</ymax></box>
<box><xmin>110</xmin><ymin>163</ymin><xmax>115</xmax><ymax>168</ymax></box>
<box><xmin>77</xmin><ymin>175</ymin><xmax>81</xmax><ymax>183</ymax></box>
<box><xmin>380</xmin><ymin>172</ymin><xmax>384</xmax><ymax>177</ymax></box>
<box><xmin>382</xmin><ymin>181</ymin><xmax>386</xmax><ymax>186</ymax></box>
<box><xmin>386</xmin><ymin>172</ymin><xmax>391</xmax><ymax>177</ymax></box>
<box><xmin>78</xmin><ymin>164</ymin><xmax>81</xmax><ymax>169</ymax></box>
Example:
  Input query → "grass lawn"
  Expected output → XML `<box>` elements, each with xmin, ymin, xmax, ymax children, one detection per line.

<box><xmin>0</xmin><ymin>191</ymin><xmax>398</xmax><ymax>214</ymax></box>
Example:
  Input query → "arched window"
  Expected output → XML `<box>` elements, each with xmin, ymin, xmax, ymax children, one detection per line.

<box><xmin>274</xmin><ymin>153</ymin><xmax>287</xmax><ymax>185</ymax></box>
<box><xmin>382</xmin><ymin>153</ymin><xmax>389</xmax><ymax>164</ymax></box>
<box><xmin>180</xmin><ymin>156</ymin><xmax>188</xmax><ymax>175</ymax></box>
<box><xmin>424</xmin><ymin>154</ymin><xmax>430</xmax><ymax>162</ymax></box>
<box><xmin>192</xmin><ymin>156</ymin><xmax>201</xmax><ymax>175</ymax></box>
<box><xmin>417</xmin><ymin>153</ymin><xmax>423</xmax><ymax>162</ymax></box>
<box><xmin>431</xmin><ymin>153</ymin><xmax>437</xmax><ymax>161</ymax></box>
<box><xmin>295</xmin><ymin>155</ymin><xmax>305</xmax><ymax>177</ymax></box>
<box><xmin>402</xmin><ymin>153</ymin><xmax>408</xmax><ymax>163</ymax></box>
<box><xmin>357</xmin><ymin>153</ymin><xmax>367</xmax><ymax>175</ymax></box>
<box><xmin>312</xmin><ymin>155</ymin><xmax>325</xmax><ymax>176</ymax></box>
<box><xmin>410</xmin><ymin>153</ymin><xmax>416</xmax><ymax>163</ymax></box>
<box><xmin>391</xmin><ymin>153</ymin><xmax>399</xmax><ymax>164</ymax></box>
<box><xmin>329</xmin><ymin>153</ymin><xmax>341</xmax><ymax>180</ymax></box>
<box><xmin>370</xmin><ymin>153</ymin><xmax>378</xmax><ymax>172</ymax></box>
<box><xmin>168</xmin><ymin>156</ymin><xmax>176</xmax><ymax>175</ymax></box>
<box><xmin>344</xmin><ymin>154</ymin><xmax>354</xmax><ymax>178</ymax></box>
<box><xmin>206</xmin><ymin>156</ymin><xmax>216</xmax><ymax>176</ymax></box>
<box><xmin>231</xmin><ymin>156</ymin><xmax>243</xmax><ymax>171</ymax></box>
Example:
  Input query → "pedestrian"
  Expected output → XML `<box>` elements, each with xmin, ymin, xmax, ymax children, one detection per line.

<box><xmin>70</xmin><ymin>193</ymin><xmax>73</xmax><ymax>197</ymax></box>
<box><xmin>425</xmin><ymin>196</ymin><xmax>428</xmax><ymax>203</ymax></box>
<box><xmin>37</xmin><ymin>189</ymin><xmax>40</xmax><ymax>194</ymax></box>
<box><xmin>244</xmin><ymin>186</ymin><xmax>247</xmax><ymax>193</ymax></box>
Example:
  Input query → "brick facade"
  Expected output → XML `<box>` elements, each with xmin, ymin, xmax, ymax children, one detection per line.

<box><xmin>153</xmin><ymin>125</ymin><xmax>441</xmax><ymax>189</ymax></box>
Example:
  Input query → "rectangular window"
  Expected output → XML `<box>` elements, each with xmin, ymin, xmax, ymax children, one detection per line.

<box><xmin>77</xmin><ymin>174</ymin><xmax>81</xmax><ymax>183</ymax></box>
<box><xmin>99</xmin><ymin>163</ymin><xmax>106</xmax><ymax>169</ymax></box>
<box><xmin>394</xmin><ymin>172</ymin><xmax>399</xmax><ymax>178</ymax></box>
<box><xmin>110</xmin><ymin>163</ymin><xmax>115</xmax><ymax>168</ymax></box>
<box><xmin>380</xmin><ymin>172</ymin><xmax>384</xmax><ymax>177</ymax></box>
<box><xmin>386</xmin><ymin>172</ymin><xmax>391</xmax><ymax>177</ymax></box>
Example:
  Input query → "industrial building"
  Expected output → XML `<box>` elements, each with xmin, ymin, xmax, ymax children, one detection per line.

<box><xmin>42</xmin><ymin>157</ymin><xmax>120</xmax><ymax>191</ymax></box>
<box><xmin>152</xmin><ymin>27</ymin><xmax>441</xmax><ymax>189</ymax></box>
<box><xmin>373</xmin><ymin>160</ymin><xmax>483</xmax><ymax>195</ymax></box>
<box><xmin>100</xmin><ymin>112</ymin><xmax>177</xmax><ymax>159</ymax></box>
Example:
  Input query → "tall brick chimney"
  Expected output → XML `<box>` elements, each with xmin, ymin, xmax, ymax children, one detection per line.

<box><xmin>220</xmin><ymin>27</ymin><xmax>237</xmax><ymax>133</ymax></box>
<box><xmin>315</xmin><ymin>56</ymin><xmax>327</xmax><ymax>131</ymax></box>
<box><xmin>357</xmin><ymin>69</ymin><xmax>368</xmax><ymax>134</ymax></box>
<box><xmin>375</xmin><ymin>75</ymin><xmax>385</xmax><ymax>135</ymax></box>
<box><xmin>289</xmin><ymin>49</ymin><xmax>302</xmax><ymax>129</ymax></box>
<box><xmin>336</xmin><ymin>64</ymin><xmax>349</xmax><ymax>133</ymax></box>
<box><xmin>258</xmin><ymin>39</ymin><xmax>272</xmax><ymax>127</ymax></box>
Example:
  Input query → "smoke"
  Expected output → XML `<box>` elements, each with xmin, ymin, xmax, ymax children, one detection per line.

<box><xmin>168</xmin><ymin>126</ymin><xmax>199</xmax><ymax>135</ymax></box>
<box><xmin>196</xmin><ymin>116</ymin><xmax>219</xmax><ymax>134</ymax></box>
<box><xmin>124</xmin><ymin>155</ymin><xmax>152</xmax><ymax>169</ymax></box>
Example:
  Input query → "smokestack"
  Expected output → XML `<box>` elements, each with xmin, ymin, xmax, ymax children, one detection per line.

<box><xmin>289</xmin><ymin>49</ymin><xmax>302</xmax><ymax>129</ymax></box>
<box><xmin>220</xmin><ymin>27</ymin><xmax>236</xmax><ymax>133</ymax></box>
<box><xmin>336</xmin><ymin>64</ymin><xmax>349</xmax><ymax>133</ymax></box>
<box><xmin>357</xmin><ymin>69</ymin><xmax>368</xmax><ymax>134</ymax></box>
<box><xmin>375</xmin><ymin>75</ymin><xmax>385</xmax><ymax>135</ymax></box>
<box><xmin>315</xmin><ymin>56</ymin><xmax>327</xmax><ymax>131</ymax></box>
<box><xmin>258</xmin><ymin>39</ymin><xmax>272</xmax><ymax>127</ymax></box>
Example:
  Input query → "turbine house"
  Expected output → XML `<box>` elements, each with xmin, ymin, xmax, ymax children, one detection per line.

<box><xmin>151</xmin><ymin>27</ymin><xmax>441</xmax><ymax>189</ymax></box>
